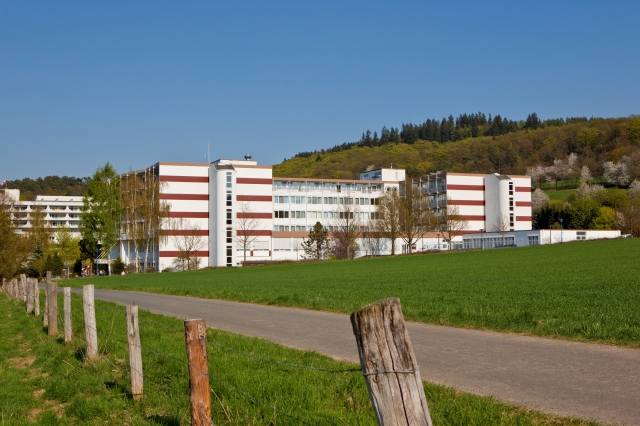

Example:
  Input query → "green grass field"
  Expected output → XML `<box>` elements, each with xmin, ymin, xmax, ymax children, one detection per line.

<box><xmin>544</xmin><ymin>189</ymin><xmax>577</xmax><ymax>201</ymax></box>
<box><xmin>0</xmin><ymin>293</ymin><xmax>600</xmax><ymax>425</ymax></box>
<box><xmin>64</xmin><ymin>238</ymin><xmax>640</xmax><ymax>348</ymax></box>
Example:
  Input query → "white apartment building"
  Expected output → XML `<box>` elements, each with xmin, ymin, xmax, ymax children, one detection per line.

<box><xmin>1</xmin><ymin>188</ymin><xmax>83</xmax><ymax>240</ymax></box>
<box><xmin>115</xmin><ymin>158</ymin><xmax>534</xmax><ymax>270</ymax></box>
<box><xmin>412</xmin><ymin>172</ymin><xmax>532</xmax><ymax>233</ymax></box>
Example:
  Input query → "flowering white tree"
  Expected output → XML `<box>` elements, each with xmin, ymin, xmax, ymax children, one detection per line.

<box><xmin>603</xmin><ymin>161</ymin><xmax>631</xmax><ymax>186</ymax></box>
<box><xmin>526</xmin><ymin>165</ymin><xmax>547</xmax><ymax>185</ymax></box>
<box><xmin>576</xmin><ymin>182</ymin><xmax>604</xmax><ymax>199</ymax></box>
<box><xmin>579</xmin><ymin>165</ymin><xmax>592</xmax><ymax>183</ymax></box>
<box><xmin>531</xmin><ymin>188</ymin><xmax>550</xmax><ymax>210</ymax></box>
<box><xmin>629</xmin><ymin>180</ymin><xmax>640</xmax><ymax>199</ymax></box>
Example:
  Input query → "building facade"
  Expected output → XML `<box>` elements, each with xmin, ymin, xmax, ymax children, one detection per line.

<box><xmin>1</xmin><ymin>189</ymin><xmax>83</xmax><ymax>240</ymax></box>
<box><xmin>462</xmin><ymin>229</ymin><xmax>621</xmax><ymax>249</ymax></box>
<box><xmin>114</xmin><ymin>158</ymin><xmax>534</xmax><ymax>270</ymax></box>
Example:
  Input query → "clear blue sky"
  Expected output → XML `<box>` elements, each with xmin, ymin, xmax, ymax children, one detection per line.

<box><xmin>1</xmin><ymin>1</ymin><xmax>639</xmax><ymax>180</ymax></box>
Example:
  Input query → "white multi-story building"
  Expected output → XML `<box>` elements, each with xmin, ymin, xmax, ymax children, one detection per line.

<box><xmin>462</xmin><ymin>229</ymin><xmax>621</xmax><ymax>249</ymax></box>
<box><xmin>1</xmin><ymin>188</ymin><xmax>83</xmax><ymax>240</ymax></box>
<box><xmin>114</xmin><ymin>157</ymin><xmax>534</xmax><ymax>270</ymax></box>
<box><xmin>412</xmin><ymin>172</ymin><xmax>532</xmax><ymax>233</ymax></box>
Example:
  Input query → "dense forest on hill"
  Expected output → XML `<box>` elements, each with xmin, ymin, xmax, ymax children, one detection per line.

<box><xmin>4</xmin><ymin>176</ymin><xmax>88</xmax><ymax>200</ymax></box>
<box><xmin>274</xmin><ymin>116</ymin><xmax>640</xmax><ymax>180</ymax></box>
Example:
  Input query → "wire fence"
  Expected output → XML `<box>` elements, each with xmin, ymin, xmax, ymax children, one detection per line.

<box><xmin>2</xmin><ymin>279</ymin><xmax>368</xmax><ymax>425</ymax></box>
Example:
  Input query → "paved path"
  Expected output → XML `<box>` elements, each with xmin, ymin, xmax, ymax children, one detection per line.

<box><xmin>66</xmin><ymin>288</ymin><xmax>639</xmax><ymax>425</ymax></box>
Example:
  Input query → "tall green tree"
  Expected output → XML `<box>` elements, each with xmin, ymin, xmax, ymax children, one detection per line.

<box><xmin>81</xmin><ymin>163</ymin><xmax>122</xmax><ymax>275</ymax></box>
<box><xmin>55</xmin><ymin>224</ymin><xmax>81</xmax><ymax>278</ymax></box>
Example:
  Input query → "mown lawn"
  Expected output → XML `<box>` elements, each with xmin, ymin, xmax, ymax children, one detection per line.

<box><xmin>1</xmin><ymin>292</ymin><xmax>601</xmax><ymax>425</ymax></box>
<box><xmin>64</xmin><ymin>238</ymin><xmax>640</xmax><ymax>348</ymax></box>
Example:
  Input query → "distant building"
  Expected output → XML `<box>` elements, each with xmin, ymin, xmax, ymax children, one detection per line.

<box><xmin>1</xmin><ymin>188</ymin><xmax>83</xmax><ymax>240</ymax></box>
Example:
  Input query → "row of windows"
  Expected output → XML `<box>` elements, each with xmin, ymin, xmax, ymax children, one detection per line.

<box><xmin>273</xmin><ymin>196</ymin><xmax>380</xmax><ymax>205</ymax></box>
<box><xmin>274</xmin><ymin>211</ymin><xmax>377</xmax><ymax>220</ymax></box>
<box><xmin>273</xmin><ymin>181</ymin><xmax>383</xmax><ymax>192</ymax></box>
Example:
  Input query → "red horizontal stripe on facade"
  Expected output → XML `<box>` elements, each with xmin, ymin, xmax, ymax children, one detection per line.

<box><xmin>447</xmin><ymin>184</ymin><xmax>485</xmax><ymax>191</ymax></box>
<box><xmin>163</xmin><ymin>230</ymin><xmax>208</xmax><ymax>236</ymax></box>
<box><xmin>516</xmin><ymin>216</ymin><xmax>532</xmax><ymax>221</ymax></box>
<box><xmin>237</xmin><ymin>212</ymin><xmax>272</xmax><ymax>219</ymax></box>
<box><xmin>516</xmin><ymin>201</ymin><xmax>532</xmax><ymax>207</ymax></box>
<box><xmin>236</xmin><ymin>195</ymin><xmax>272</xmax><ymax>202</ymax></box>
<box><xmin>460</xmin><ymin>215</ymin><xmax>486</xmax><ymax>221</ymax></box>
<box><xmin>448</xmin><ymin>200</ymin><xmax>485</xmax><ymax>206</ymax></box>
<box><xmin>236</xmin><ymin>230</ymin><xmax>272</xmax><ymax>236</ymax></box>
<box><xmin>159</xmin><ymin>251</ymin><xmax>209</xmax><ymax>258</ymax></box>
<box><xmin>515</xmin><ymin>187</ymin><xmax>531</xmax><ymax>192</ymax></box>
<box><xmin>160</xmin><ymin>194</ymin><xmax>209</xmax><ymax>201</ymax></box>
<box><xmin>236</xmin><ymin>178</ymin><xmax>273</xmax><ymax>185</ymax></box>
<box><xmin>159</xmin><ymin>175</ymin><xmax>209</xmax><ymax>183</ymax></box>
<box><xmin>167</xmin><ymin>212</ymin><xmax>209</xmax><ymax>218</ymax></box>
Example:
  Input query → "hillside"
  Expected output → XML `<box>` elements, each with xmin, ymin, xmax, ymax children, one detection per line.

<box><xmin>4</xmin><ymin>176</ymin><xmax>88</xmax><ymax>200</ymax></box>
<box><xmin>273</xmin><ymin>116</ymin><xmax>640</xmax><ymax>180</ymax></box>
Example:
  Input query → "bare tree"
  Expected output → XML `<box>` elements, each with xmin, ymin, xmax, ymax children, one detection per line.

<box><xmin>399</xmin><ymin>181</ymin><xmax>437</xmax><ymax>254</ymax></box>
<box><xmin>169</xmin><ymin>218</ymin><xmax>206</xmax><ymax>271</ymax></box>
<box><xmin>331</xmin><ymin>194</ymin><xmax>361</xmax><ymax>259</ymax></box>
<box><xmin>361</xmin><ymin>218</ymin><xmax>387</xmax><ymax>256</ymax></box>
<box><xmin>491</xmin><ymin>212</ymin><xmax>510</xmax><ymax>247</ymax></box>
<box><xmin>120</xmin><ymin>168</ymin><xmax>170</xmax><ymax>272</ymax></box>
<box><xmin>377</xmin><ymin>188</ymin><xmax>401</xmax><ymax>255</ymax></box>
<box><xmin>234</xmin><ymin>202</ymin><xmax>263</xmax><ymax>265</ymax></box>
<box><xmin>439</xmin><ymin>201</ymin><xmax>468</xmax><ymax>250</ymax></box>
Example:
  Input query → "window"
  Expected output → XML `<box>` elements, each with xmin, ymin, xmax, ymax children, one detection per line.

<box><xmin>291</xmin><ymin>211</ymin><xmax>305</xmax><ymax>219</ymax></box>
<box><xmin>509</xmin><ymin>214</ymin><xmax>514</xmax><ymax>227</ymax></box>
<box><xmin>528</xmin><ymin>236</ymin><xmax>539</xmax><ymax>246</ymax></box>
<box><xmin>253</xmin><ymin>240</ymin><xmax>269</xmax><ymax>250</ymax></box>
<box><xmin>370</xmin><ymin>212</ymin><xmax>380</xmax><ymax>219</ymax></box>
<box><xmin>273</xmin><ymin>238</ymin><xmax>292</xmax><ymax>251</ymax></box>
<box><xmin>509</xmin><ymin>182</ymin><xmax>514</xmax><ymax>196</ymax></box>
<box><xmin>509</xmin><ymin>199</ymin><xmax>514</xmax><ymax>211</ymax></box>
<box><xmin>227</xmin><ymin>191</ymin><xmax>232</xmax><ymax>207</ymax></box>
<box><xmin>227</xmin><ymin>229</ymin><xmax>232</xmax><ymax>244</ymax></box>
<box><xmin>274</xmin><ymin>211</ymin><xmax>289</xmax><ymax>219</ymax></box>
<box><xmin>226</xmin><ymin>172</ymin><xmax>232</xmax><ymax>188</ymax></box>
<box><xmin>307</xmin><ymin>196</ymin><xmax>320</xmax><ymax>204</ymax></box>
<box><xmin>227</xmin><ymin>209</ymin><xmax>232</xmax><ymax>225</ymax></box>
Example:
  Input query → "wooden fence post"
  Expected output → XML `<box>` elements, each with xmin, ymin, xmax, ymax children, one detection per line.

<box><xmin>1</xmin><ymin>277</ymin><xmax>5</xmax><ymax>293</ymax></box>
<box><xmin>126</xmin><ymin>305</ymin><xmax>143</xmax><ymax>400</ymax></box>
<box><xmin>184</xmin><ymin>319</ymin><xmax>213</xmax><ymax>426</ymax></box>
<box><xmin>34</xmin><ymin>279</ymin><xmax>40</xmax><ymax>316</ymax></box>
<box><xmin>46</xmin><ymin>279</ymin><xmax>58</xmax><ymax>336</ymax></box>
<box><xmin>63</xmin><ymin>287</ymin><xmax>72</xmax><ymax>343</ymax></box>
<box><xmin>26</xmin><ymin>278</ymin><xmax>34</xmax><ymax>314</ymax></box>
<box><xmin>83</xmin><ymin>285</ymin><xmax>98</xmax><ymax>359</ymax></box>
<box><xmin>20</xmin><ymin>274</ymin><xmax>27</xmax><ymax>302</ymax></box>
<box><xmin>351</xmin><ymin>298</ymin><xmax>432</xmax><ymax>426</ymax></box>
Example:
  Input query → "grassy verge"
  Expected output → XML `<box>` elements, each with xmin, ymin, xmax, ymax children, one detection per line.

<box><xmin>1</xmin><ymin>292</ymin><xmax>600</xmax><ymax>425</ymax></box>
<box><xmin>64</xmin><ymin>239</ymin><xmax>640</xmax><ymax>348</ymax></box>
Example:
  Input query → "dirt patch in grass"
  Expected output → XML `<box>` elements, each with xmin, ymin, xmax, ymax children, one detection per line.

<box><xmin>26</xmin><ymin>368</ymin><xmax>49</xmax><ymax>379</ymax></box>
<box><xmin>9</xmin><ymin>356</ymin><xmax>35</xmax><ymax>369</ymax></box>
<box><xmin>33</xmin><ymin>389</ymin><xmax>45</xmax><ymax>398</ymax></box>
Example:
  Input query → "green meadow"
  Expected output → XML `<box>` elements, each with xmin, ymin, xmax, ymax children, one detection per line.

<box><xmin>66</xmin><ymin>238</ymin><xmax>640</xmax><ymax>347</ymax></box>
<box><xmin>1</xmin><ymin>292</ymin><xmax>600</xmax><ymax>425</ymax></box>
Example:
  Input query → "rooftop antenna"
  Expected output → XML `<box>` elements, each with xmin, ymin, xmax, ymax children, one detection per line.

<box><xmin>390</xmin><ymin>163</ymin><xmax>393</xmax><ymax>169</ymax></box>
<box><xmin>208</xmin><ymin>143</ymin><xmax>210</xmax><ymax>164</ymax></box>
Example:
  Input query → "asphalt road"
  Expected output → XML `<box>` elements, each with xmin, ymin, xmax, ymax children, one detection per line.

<box><xmin>62</xmin><ymin>287</ymin><xmax>639</xmax><ymax>425</ymax></box>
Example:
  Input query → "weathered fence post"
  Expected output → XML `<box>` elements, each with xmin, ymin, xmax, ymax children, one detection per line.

<box><xmin>351</xmin><ymin>298</ymin><xmax>432</xmax><ymax>426</ymax></box>
<box><xmin>1</xmin><ymin>277</ymin><xmax>5</xmax><ymax>293</ymax></box>
<box><xmin>20</xmin><ymin>274</ymin><xmax>27</xmax><ymax>302</ymax></box>
<box><xmin>63</xmin><ymin>287</ymin><xmax>72</xmax><ymax>343</ymax></box>
<box><xmin>126</xmin><ymin>304</ymin><xmax>143</xmax><ymax>400</ymax></box>
<box><xmin>33</xmin><ymin>279</ymin><xmax>40</xmax><ymax>316</ymax></box>
<box><xmin>184</xmin><ymin>319</ymin><xmax>213</xmax><ymax>426</ymax></box>
<box><xmin>26</xmin><ymin>278</ymin><xmax>34</xmax><ymax>314</ymax></box>
<box><xmin>83</xmin><ymin>285</ymin><xmax>98</xmax><ymax>359</ymax></box>
<box><xmin>46</xmin><ymin>278</ymin><xmax>58</xmax><ymax>336</ymax></box>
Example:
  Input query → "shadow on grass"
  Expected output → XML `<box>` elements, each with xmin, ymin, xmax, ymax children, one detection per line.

<box><xmin>145</xmin><ymin>415</ymin><xmax>181</xmax><ymax>425</ymax></box>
